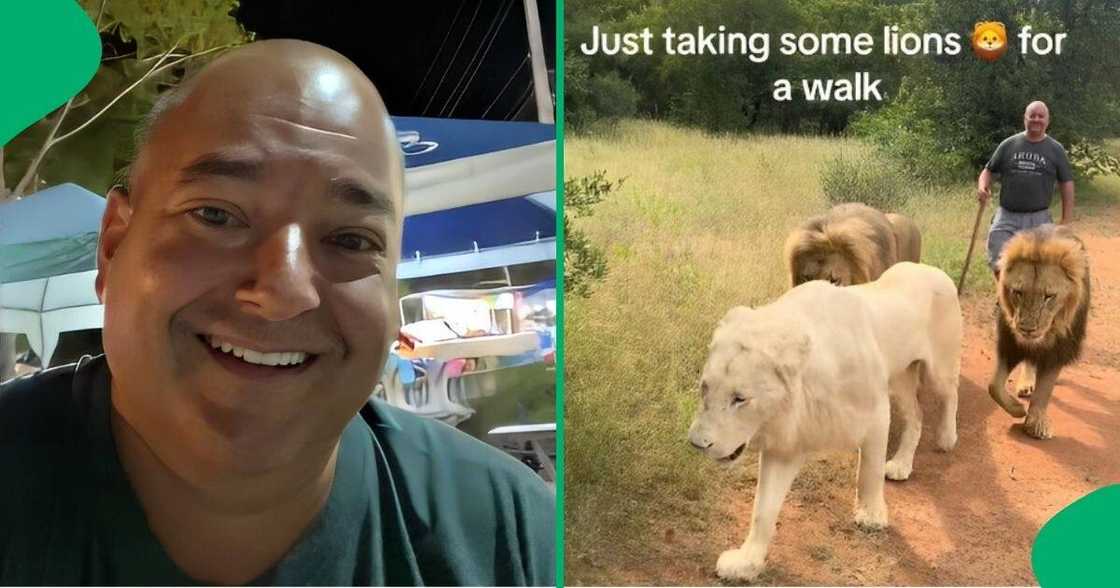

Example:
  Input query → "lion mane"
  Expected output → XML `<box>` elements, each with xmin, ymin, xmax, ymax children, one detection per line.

<box><xmin>784</xmin><ymin>203</ymin><xmax>920</xmax><ymax>288</ymax></box>
<box><xmin>996</xmin><ymin>224</ymin><xmax>1090</xmax><ymax>372</ymax></box>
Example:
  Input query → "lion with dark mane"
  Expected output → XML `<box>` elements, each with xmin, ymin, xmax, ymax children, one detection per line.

<box><xmin>987</xmin><ymin>224</ymin><xmax>1090</xmax><ymax>439</ymax></box>
<box><xmin>784</xmin><ymin>202</ymin><xmax>922</xmax><ymax>288</ymax></box>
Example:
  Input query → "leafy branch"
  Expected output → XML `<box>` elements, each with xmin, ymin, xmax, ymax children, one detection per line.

<box><xmin>3</xmin><ymin>0</ymin><xmax>249</xmax><ymax>200</ymax></box>
<box><xmin>11</xmin><ymin>39</ymin><xmax>238</xmax><ymax>197</ymax></box>
<box><xmin>563</xmin><ymin>170</ymin><xmax>623</xmax><ymax>298</ymax></box>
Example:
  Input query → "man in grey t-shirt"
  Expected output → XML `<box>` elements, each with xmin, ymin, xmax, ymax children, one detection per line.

<box><xmin>977</xmin><ymin>100</ymin><xmax>1075</xmax><ymax>278</ymax></box>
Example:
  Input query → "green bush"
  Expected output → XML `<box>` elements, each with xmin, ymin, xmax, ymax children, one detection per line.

<box><xmin>563</xmin><ymin>171</ymin><xmax>623</xmax><ymax>297</ymax></box>
<box><xmin>819</xmin><ymin>152</ymin><xmax>914</xmax><ymax>210</ymax></box>
<box><xmin>566</xmin><ymin>57</ymin><xmax>640</xmax><ymax>132</ymax></box>
<box><xmin>847</xmin><ymin>94</ymin><xmax>974</xmax><ymax>185</ymax></box>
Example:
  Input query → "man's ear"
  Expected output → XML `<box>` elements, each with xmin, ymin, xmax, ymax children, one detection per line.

<box><xmin>95</xmin><ymin>185</ymin><xmax>134</xmax><ymax>303</ymax></box>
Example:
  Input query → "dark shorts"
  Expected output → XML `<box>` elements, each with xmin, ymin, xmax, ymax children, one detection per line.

<box><xmin>987</xmin><ymin>207</ymin><xmax>1053</xmax><ymax>272</ymax></box>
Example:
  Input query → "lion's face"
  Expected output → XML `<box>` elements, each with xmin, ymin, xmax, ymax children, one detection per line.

<box><xmin>971</xmin><ymin>22</ymin><xmax>1008</xmax><ymax>62</ymax></box>
<box><xmin>793</xmin><ymin>252</ymin><xmax>857</xmax><ymax>286</ymax></box>
<box><xmin>688</xmin><ymin>307</ymin><xmax>806</xmax><ymax>462</ymax></box>
<box><xmin>1000</xmin><ymin>261</ymin><xmax>1076</xmax><ymax>345</ymax></box>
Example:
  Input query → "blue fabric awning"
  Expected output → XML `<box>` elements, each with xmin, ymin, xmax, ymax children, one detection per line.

<box><xmin>391</xmin><ymin>116</ymin><xmax>555</xmax><ymax>168</ymax></box>
<box><xmin>0</xmin><ymin>183</ymin><xmax>105</xmax><ymax>245</ymax></box>
<box><xmin>402</xmin><ymin>193</ymin><xmax>555</xmax><ymax>258</ymax></box>
<box><xmin>391</xmin><ymin>116</ymin><xmax>556</xmax><ymax>279</ymax></box>
<box><xmin>0</xmin><ymin>183</ymin><xmax>106</xmax><ymax>283</ymax></box>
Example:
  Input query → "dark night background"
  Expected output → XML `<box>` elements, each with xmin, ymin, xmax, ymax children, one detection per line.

<box><xmin>235</xmin><ymin>0</ymin><xmax>556</xmax><ymax>122</ymax></box>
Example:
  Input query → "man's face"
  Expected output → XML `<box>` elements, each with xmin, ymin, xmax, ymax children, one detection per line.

<box><xmin>97</xmin><ymin>60</ymin><xmax>403</xmax><ymax>475</ymax></box>
<box><xmin>1024</xmin><ymin>104</ymin><xmax>1050</xmax><ymax>137</ymax></box>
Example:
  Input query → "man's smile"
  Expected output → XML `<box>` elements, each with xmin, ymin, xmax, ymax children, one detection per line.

<box><xmin>206</xmin><ymin>334</ymin><xmax>311</xmax><ymax>366</ymax></box>
<box><xmin>196</xmin><ymin>334</ymin><xmax>322</xmax><ymax>377</ymax></box>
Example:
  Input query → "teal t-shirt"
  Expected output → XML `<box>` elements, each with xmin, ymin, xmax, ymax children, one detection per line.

<box><xmin>0</xmin><ymin>355</ymin><xmax>555</xmax><ymax>585</ymax></box>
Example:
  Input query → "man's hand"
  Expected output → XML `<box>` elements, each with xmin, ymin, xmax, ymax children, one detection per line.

<box><xmin>977</xmin><ymin>168</ymin><xmax>993</xmax><ymax>205</ymax></box>
<box><xmin>977</xmin><ymin>185</ymin><xmax>991</xmax><ymax>204</ymax></box>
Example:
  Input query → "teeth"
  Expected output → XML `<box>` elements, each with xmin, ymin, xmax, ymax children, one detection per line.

<box><xmin>206</xmin><ymin>335</ymin><xmax>309</xmax><ymax>367</ymax></box>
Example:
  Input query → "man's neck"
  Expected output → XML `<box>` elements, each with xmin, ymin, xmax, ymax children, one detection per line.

<box><xmin>1025</xmin><ymin>130</ymin><xmax>1048</xmax><ymax>143</ymax></box>
<box><xmin>110</xmin><ymin>403</ymin><xmax>339</xmax><ymax>585</ymax></box>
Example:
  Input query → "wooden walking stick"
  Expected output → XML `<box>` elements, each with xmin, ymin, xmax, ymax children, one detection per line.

<box><xmin>958</xmin><ymin>197</ymin><xmax>988</xmax><ymax>295</ymax></box>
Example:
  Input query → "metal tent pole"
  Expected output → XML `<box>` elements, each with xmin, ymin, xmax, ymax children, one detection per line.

<box><xmin>522</xmin><ymin>0</ymin><xmax>554</xmax><ymax>123</ymax></box>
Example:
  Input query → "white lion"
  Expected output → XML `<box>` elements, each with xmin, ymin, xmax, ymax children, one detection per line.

<box><xmin>687</xmin><ymin>262</ymin><xmax>962</xmax><ymax>582</ymax></box>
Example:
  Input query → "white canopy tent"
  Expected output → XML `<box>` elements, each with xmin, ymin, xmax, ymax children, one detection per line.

<box><xmin>0</xmin><ymin>269</ymin><xmax>102</xmax><ymax>365</ymax></box>
<box><xmin>0</xmin><ymin>183</ymin><xmax>106</xmax><ymax>367</ymax></box>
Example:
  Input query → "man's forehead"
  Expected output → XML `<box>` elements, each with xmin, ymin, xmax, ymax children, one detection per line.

<box><xmin>133</xmin><ymin>45</ymin><xmax>403</xmax><ymax>205</ymax></box>
<box><xmin>164</xmin><ymin>64</ymin><xmax>388</xmax><ymax>150</ymax></box>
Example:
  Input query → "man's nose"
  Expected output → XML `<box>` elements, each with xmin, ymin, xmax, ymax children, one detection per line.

<box><xmin>235</xmin><ymin>225</ymin><xmax>321</xmax><ymax>320</ymax></box>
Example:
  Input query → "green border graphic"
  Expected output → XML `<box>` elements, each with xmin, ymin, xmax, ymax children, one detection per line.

<box><xmin>1032</xmin><ymin>483</ymin><xmax>1120</xmax><ymax>587</ymax></box>
<box><xmin>0</xmin><ymin>1</ymin><xmax>100</xmax><ymax>147</ymax></box>
<box><xmin>553</xmin><ymin>1</ymin><xmax>566</xmax><ymax>586</ymax></box>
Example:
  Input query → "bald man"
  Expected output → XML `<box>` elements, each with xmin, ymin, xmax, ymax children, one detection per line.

<box><xmin>977</xmin><ymin>100</ymin><xmax>1075</xmax><ymax>277</ymax></box>
<box><xmin>0</xmin><ymin>40</ymin><xmax>554</xmax><ymax>586</ymax></box>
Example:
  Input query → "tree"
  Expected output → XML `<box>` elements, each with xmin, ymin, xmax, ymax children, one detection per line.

<box><xmin>564</xmin><ymin>171</ymin><xmax>622</xmax><ymax>298</ymax></box>
<box><xmin>851</xmin><ymin>0</ymin><xmax>1120</xmax><ymax>183</ymax></box>
<box><xmin>564</xmin><ymin>0</ymin><xmax>907</xmax><ymax>134</ymax></box>
<box><xmin>2</xmin><ymin>0</ymin><xmax>250</xmax><ymax>201</ymax></box>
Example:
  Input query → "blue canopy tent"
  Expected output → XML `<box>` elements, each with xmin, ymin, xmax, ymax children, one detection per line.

<box><xmin>0</xmin><ymin>183</ymin><xmax>105</xmax><ymax>282</ymax></box>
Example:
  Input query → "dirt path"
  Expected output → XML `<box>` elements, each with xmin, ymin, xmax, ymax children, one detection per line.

<box><xmin>604</xmin><ymin>210</ymin><xmax>1120</xmax><ymax>586</ymax></box>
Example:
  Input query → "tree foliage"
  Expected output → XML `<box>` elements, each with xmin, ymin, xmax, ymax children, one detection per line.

<box><xmin>2</xmin><ymin>0</ymin><xmax>250</xmax><ymax>200</ymax></box>
<box><xmin>565</xmin><ymin>0</ymin><xmax>906</xmax><ymax>134</ymax></box>
<box><xmin>567</xmin><ymin>0</ymin><xmax>1120</xmax><ymax>183</ymax></box>
<box><xmin>564</xmin><ymin>171</ymin><xmax>622</xmax><ymax>298</ymax></box>
<box><xmin>852</xmin><ymin>0</ymin><xmax>1120</xmax><ymax>183</ymax></box>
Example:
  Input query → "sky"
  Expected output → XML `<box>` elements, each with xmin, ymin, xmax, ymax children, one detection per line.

<box><xmin>236</xmin><ymin>0</ymin><xmax>557</xmax><ymax>122</ymax></box>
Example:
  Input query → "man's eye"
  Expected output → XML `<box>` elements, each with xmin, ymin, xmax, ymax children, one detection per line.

<box><xmin>189</xmin><ymin>207</ymin><xmax>243</xmax><ymax>227</ymax></box>
<box><xmin>328</xmin><ymin>233</ymin><xmax>379</xmax><ymax>252</ymax></box>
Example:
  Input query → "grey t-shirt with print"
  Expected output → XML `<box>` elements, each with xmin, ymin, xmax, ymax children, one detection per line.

<box><xmin>985</xmin><ymin>132</ymin><xmax>1073</xmax><ymax>213</ymax></box>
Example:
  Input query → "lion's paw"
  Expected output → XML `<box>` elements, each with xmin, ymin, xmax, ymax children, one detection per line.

<box><xmin>936</xmin><ymin>428</ymin><xmax>958</xmax><ymax>452</ymax></box>
<box><xmin>988</xmin><ymin>383</ymin><xmax>1027</xmax><ymax>418</ymax></box>
<box><xmin>1023</xmin><ymin>411</ymin><xmax>1053</xmax><ymax>440</ymax></box>
<box><xmin>884</xmin><ymin>459</ymin><xmax>912</xmax><ymax>481</ymax></box>
<box><xmin>854</xmin><ymin>502</ymin><xmax>888</xmax><ymax>531</ymax></box>
<box><xmin>716</xmin><ymin>547</ymin><xmax>766</xmax><ymax>582</ymax></box>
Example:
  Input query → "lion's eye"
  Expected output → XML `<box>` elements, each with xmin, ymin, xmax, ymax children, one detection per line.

<box><xmin>732</xmin><ymin>395</ymin><xmax>749</xmax><ymax>407</ymax></box>
<box><xmin>1044</xmin><ymin>293</ymin><xmax>1056</xmax><ymax>303</ymax></box>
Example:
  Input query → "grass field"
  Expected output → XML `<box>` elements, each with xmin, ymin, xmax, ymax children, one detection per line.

<box><xmin>562</xmin><ymin>119</ymin><xmax>1120</xmax><ymax>579</ymax></box>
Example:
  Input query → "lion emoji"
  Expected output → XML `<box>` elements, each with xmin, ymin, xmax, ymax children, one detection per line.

<box><xmin>972</xmin><ymin>21</ymin><xmax>1008</xmax><ymax>62</ymax></box>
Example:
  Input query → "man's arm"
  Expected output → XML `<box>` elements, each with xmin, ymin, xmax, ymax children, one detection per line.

<box><xmin>1059</xmin><ymin>180</ymin><xmax>1075</xmax><ymax>224</ymax></box>
<box><xmin>977</xmin><ymin>167</ymin><xmax>993</xmax><ymax>204</ymax></box>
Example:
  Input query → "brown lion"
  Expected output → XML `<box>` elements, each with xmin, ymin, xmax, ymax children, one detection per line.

<box><xmin>987</xmin><ymin>224</ymin><xmax>1090</xmax><ymax>439</ymax></box>
<box><xmin>784</xmin><ymin>203</ymin><xmax>922</xmax><ymax>288</ymax></box>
